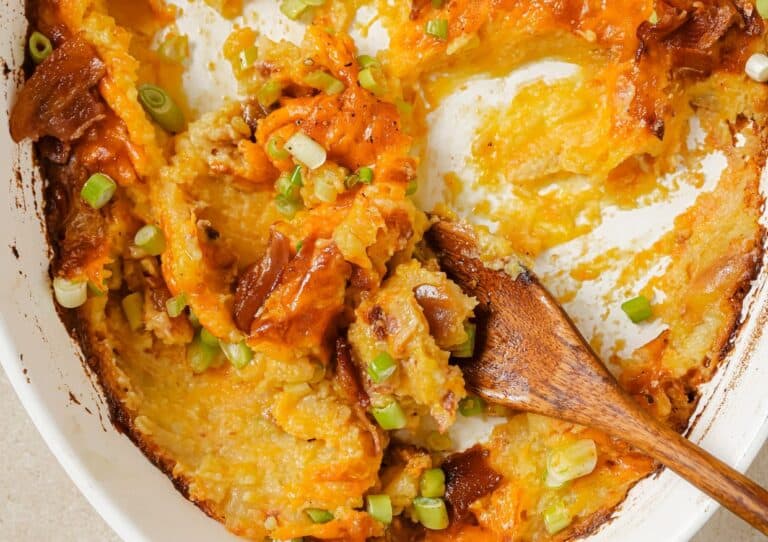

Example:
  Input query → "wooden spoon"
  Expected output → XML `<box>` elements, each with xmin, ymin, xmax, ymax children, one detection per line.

<box><xmin>425</xmin><ymin>218</ymin><xmax>768</xmax><ymax>535</ymax></box>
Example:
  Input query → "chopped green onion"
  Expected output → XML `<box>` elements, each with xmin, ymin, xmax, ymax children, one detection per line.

<box><xmin>158</xmin><ymin>33</ymin><xmax>189</xmax><ymax>63</ymax></box>
<box><xmin>620</xmin><ymin>295</ymin><xmax>652</xmax><ymax>323</ymax></box>
<box><xmin>426</xmin><ymin>431</ymin><xmax>452</xmax><ymax>451</ymax></box>
<box><xmin>53</xmin><ymin>277</ymin><xmax>87</xmax><ymax>308</ymax></box>
<box><xmin>425</xmin><ymin>19</ymin><xmax>448</xmax><ymax>40</ymax></box>
<box><xmin>121</xmin><ymin>292</ymin><xmax>144</xmax><ymax>331</ymax></box>
<box><xmin>419</xmin><ymin>468</ymin><xmax>446</xmax><ymax>498</ymax></box>
<box><xmin>543</xmin><ymin>499</ymin><xmax>572</xmax><ymax>535</ymax></box>
<box><xmin>188</xmin><ymin>310</ymin><xmax>201</xmax><ymax>328</ymax></box>
<box><xmin>134</xmin><ymin>224</ymin><xmax>166</xmax><ymax>256</ymax></box>
<box><xmin>545</xmin><ymin>439</ymin><xmax>598</xmax><ymax>488</ymax></box>
<box><xmin>239</xmin><ymin>45</ymin><xmax>258</xmax><ymax>70</ymax></box>
<box><xmin>276</xmin><ymin>165</ymin><xmax>303</xmax><ymax>199</ymax></box>
<box><xmin>200</xmin><ymin>328</ymin><xmax>219</xmax><ymax>347</ymax></box>
<box><xmin>221</xmin><ymin>340</ymin><xmax>253</xmax><ymax>369</ymax></box>
<box><xmin>366</xmin><ymin>494</ymin><xmax>392</xmax><ymax>524</ymax></box>
<box><xmin>138</xmin><ymin>84</ymin><xmax>185</xmax><ymax>133</ymax></box>
<box><xmin>367</xmin><ymin>351</ymin><xmax>396</xmax><ymax>383</ymax></box>
<box><xmin>275</xmin><ymin>195</ymin><xmax>302</xmax><ymax>218</ymax></box>
<box><xmin>759</xmin><ymin>0</ymin><xmax>768</xmax><ymax>18</ymax></box>
<box><xmin>188</xmin><ymin>332</ymin><xmax>219</xmax><ymax>373</ymax></box>
<box><xmin>303</xmin><ymin>70</ymin><xmax>345</xmax><ymax>95</ymax></box>
<box><xmin>258</xmin><ymin>80</ymin><xmax>282</xmax><ymax>108</ymax></box>
<box><xmin>87</xmin><ymin>282</ymin><xmax>106</xmax><ymax>297</ymax></box>
<box><xmin>166</xmin><ymin>293</ymin><xmax>187</xmax><ymax>318</ymax></box>
<box><xmin>357</xmin><ymin>54</ymin><xmax>379</xmax><ymax>68</ymax></box>
<box><xmin>344</xmin><ymin>174</ymin><xmax>360</xmax><ymax>189</ymax></box>
<box><xmin>405</xmin><ymin>179</ymin><xmax>418</xmax><ymax>196</ymax></box>
<box><xmin>81</xmin><ymin>173</ymin><xmax>117</xmax><ymax>210</ymax></box>
<box><xmin>285</xmin><ymin>132</ymin><xmax>327</xmax><ymax>169</ymax></box>
<box><xmin>371</xmin><ymin>398</ymin><xmax>407</xmax><ymax>430</ymax></box>
<box><xmin>29</xmin><ymin>31</ymin><xmax>53</xmax><ymax>64</ymax></box>
<box><xmin>295</xmin><ymin>241</ymin><xmax>304</xmax><ymax>253</ymax></box>
<box><xmin>358</xmin><ymin>67</ymin><xmax>386</xmax><ymax>96</ymax></box>
<box><xmin>458</xmin><ymin>395</ymin><xmax>484</xmax><ymax>416</ymax></box>
<box><xmin>413</xmin><ymin>497</ymin><xmax>449</xmax><ymax>530</ymax></box>
<box><xmin>280</xmin><ymin>0</ymin><xmax>310</xmax><ymax>19</ymax></box>
<box><xmin>395</xmin><ymin>98</ymin><xmax>414</xmax><ymax>115</ymax></box>
<box><xmin>305</xmin><ymin>508</ymin><xmax>334</xmax><ymax>524</ymax></box>
<box><xmin>357</xmin><ymin>166</ymin><xmax>374</xmax><ymax>184</ymax></box>
<box><xmin>267</xmin><ymin>136</ymin><xmax>290</xmax><ymax>160</ymax></box>
<box><xmin>648</xmin><ymin>9</ymin><xmax>659</xmax><ymax>24</ymax></box>
<box><xmin>451</xmin><ymin>322</ymin><xmax>476</xmax><ymax>358</ymax></box>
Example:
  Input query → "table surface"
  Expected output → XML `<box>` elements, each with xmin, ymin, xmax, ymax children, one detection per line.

<box><xmin>1</xmin><ymin>369</ymin><xmax>765</xmax><ymax>541</ymax></box>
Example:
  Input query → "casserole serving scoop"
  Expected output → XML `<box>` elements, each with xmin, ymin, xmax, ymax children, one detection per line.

<box><xmin>425</xmin><ymin>218</ymin><xmax>768</xmax><ymax>535</ymax></box>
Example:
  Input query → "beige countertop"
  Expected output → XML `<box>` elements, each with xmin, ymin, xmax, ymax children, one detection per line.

<box><xmin>1</xmin><ymin>368</ymin><xmax>766</xmax><ymax>541</ymax></box>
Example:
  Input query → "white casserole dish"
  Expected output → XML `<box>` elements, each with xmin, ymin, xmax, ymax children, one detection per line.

<box><xmin>3</xmin><ymin>1</ymin><xmax>768</xmax><ymax>540</ymax></box>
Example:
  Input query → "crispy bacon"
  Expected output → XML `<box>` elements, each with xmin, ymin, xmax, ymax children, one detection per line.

<box><xmin>443</xmin><ymin>445</ymin><xmax>503</xmax><ymax>522</ymax></box>
<box><xmin>10</xmin><ymin>35</ymin><xmax>106</xmax><ymax>143</ymax></box>
<box><xmin>232</xmin><ymin>230</ymin><xmax>291</xmax><ymax>331</ymax></box>
<box><xmin>637</xmin><ymin>0</ymin><xmax>762</xmax><ymax>75</ymax></box>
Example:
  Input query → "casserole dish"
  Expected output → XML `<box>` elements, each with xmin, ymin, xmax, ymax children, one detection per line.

<box><xmin>3</xmin><ymin>0</ymin><xmax>768</xmax><ymax>539</ymax></box>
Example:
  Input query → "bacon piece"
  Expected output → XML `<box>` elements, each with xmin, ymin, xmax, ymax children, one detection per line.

<box><xmin>442</xmin><ymin>445</ymin><xmax>503</xmax><ymax>522</ymax></box>
<box><xmin>10</xmin><ymin>35</ymin><xmax>106</xmax><ymax>143</ymax></box>
<box><xmin>249</xmin><ymin>238</ymin><xmax>352</xmax><ymax>361</ymax></box>
<box><xmin>413</xmin><ymin>284</ymin><xmax>456</xmax><ymax>345</ymax></box>
<box><xmin>232</xmin><ymin>230</ymin><xmax>291</xmax><ymax>332</ymax></box>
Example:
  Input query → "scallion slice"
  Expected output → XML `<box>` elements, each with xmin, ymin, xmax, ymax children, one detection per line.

<box><xmin>29</xmin><ymin>31</ymin><xmax>53</xmax><ymax>64</ymax></box>
<box><xmin>166</xmin><ymin>293</ymin><xmax>187</xmax><ymax>318</ymax></box>
<box><xmin>371</xmin><ymin>398</ymin><xmax>407</xmax><ymax>430</ymax></box>
<box><xmin>53</xmin><ymin>277</ymin><xmax>87</xmax><ymax>309</ymax></box>
<box><xmin>620</xmin><ymin>295</ymin><xmax>652</xmax><ymax>323</ymax></box>
<box><xmin>134</xmin><ymin>224</ymin><xmax>166</xmax><ymax>256</ymax></box>
<box><xmin>543</xmin><ymin>499</ymin><xmax>572</xmax><ymax>534</ymax></box>
<box><xmin>188</xmin><ymin>332</ymin><xmax>219</xmax><ymax>373</ymax></box>
<box><xmin>200</xmin><ymin>328</ymin><xmax>219</xmax><ymax>347</ymax></box>
<box><xmin>366</xmin><ymin>494</ymin><xmax>392</xmax><ymax>524</ymax></box>
<box><xmin>305</xmin><ymin>508</ymin><xmax>334</xmax><ymax>524</ymax></box>
<box><xmin>759</xmin><ymin>0</ymin><xmax>768</xmax><ymax>18</ymax></box>
<box><xmin>267</xmin><ymin>136</ymin><xmax>290</xmax><ymax>160</ymax></box>
<box><xmin>357</xmin><ymin>166</ymin><xmax>374</xmax><ymax>184</ymax></box>
<box><xmin>303</xmin><ymin>70</ymin><xmax>345</xmax><ymax>95</ymax></box>
<box><xmin>426</xmin><ymin>431</ymin><xmax>452</xmax><ymax>451</ymax></box>
<box><xmin>545</xmin><ymin>439</ymin><xmax>598</xmax><ymax>488</ymax></box>
<box><xmin>275</xmin><ymin>195</ymin><xmax>302</xmax><ymax>218</ymax></box>
<box><xmin>280</xmin><ymin>0</ymin><xmax>309</xmax><ymax>19</ymax></box>
<box><xmin>138</xmin><ymin>84</ymin><xmax>185</xmax><ymax>133</ymax></box>
<box><xmin>458</xmin><ymin>395</ymin><xmax>484</xmax><ymax>416</ymax></box>
<box><xmin>357</xmin><ymin>54</ymin><xmax>379</xmax><ymax>68</ymax></box>
<box><xmin>419</xmin><ymin>468</ymin><xmax>446</xmax><ymax>498</ymax></box>
<box><xmin>405</xmin><ymin>179</ymin><xmax>418</xmax><ymax>196</ymax></box>
<box><xmin>358</xmin><ymin>67</ymin><xmax>386</xmax><ymax>96</ymax></box>
<box><xmin>221</xmin><ymin>340</ymin><xmax>253</xmax><ymax>369</ymax></box>
<box><xmin>81</xmin><ymin>173</ymin><xmax>117</xmax><ymax>210</ymax></box>
<box><xmin>367</xmin><ymin>351</ymin><xmax>396</xmax><ymax>383</ymax></box>
<box><xmin>239</xmin><ymin>45</ymin><xmax>258</xmax><ymax>70</ymax></box>
<box><xmin>451</xmin><ymin>322</ymin><xmax>476</xmax><ymax>358</ymax></box>
<box><xmin>257</xmin><ymin>80</ymin><xmax>282</xmax><ymax>108</ymax></box>
<box><xmin>121</xmin><ymin>292</ymin><xmax>144</xmax><ymax>331</ymax></box>
<box><xmin>285</xmin><ymin>132</ymin><xmax>327</xmax><ymax>169</ymax></box>
<box><xmin>413</xmin><ymin>497</ymin><xmax>449</xmax><ymax>530</ymax></box>
<box><xmin>425</xmin><ymin>19</ymin><xmax>448</xmax><ymax>40</ymax></box>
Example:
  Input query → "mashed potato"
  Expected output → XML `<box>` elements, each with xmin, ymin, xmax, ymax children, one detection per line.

<box><xmin>10</xmin><ymin>0</ymin><xmax>768</xmax><ymax>539</ymax></box>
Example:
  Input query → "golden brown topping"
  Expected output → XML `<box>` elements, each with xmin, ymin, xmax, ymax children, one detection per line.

<box><xmin>442</xmin><ymin>445</ymin><xmax>502</xmax><ymax>522</ymax></box>
<box><xmin>232</xmin><ymin>230</ymin><xmax>291</xmax><ymax>331</ymax></box>
<box><xmin>10</xmin><ymin>35</ymin><xmax>106</xmax><ymax>143</ymax></box>
<box><xmin>250</xmin><ymin>238</ymin><xmax>351</xmax><ymax>361</ymax></box>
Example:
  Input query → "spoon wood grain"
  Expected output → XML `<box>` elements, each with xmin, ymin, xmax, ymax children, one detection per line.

<box><xmin>426</xmin><ymin>219</ymin><xmax>768</xmax><ymax>535</ymax></box>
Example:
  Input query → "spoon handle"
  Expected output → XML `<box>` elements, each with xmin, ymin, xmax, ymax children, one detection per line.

<box><xmin>597</xmin><ymin>393</ymin><xmax>768</xmax><ymax>535</ymax></box>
